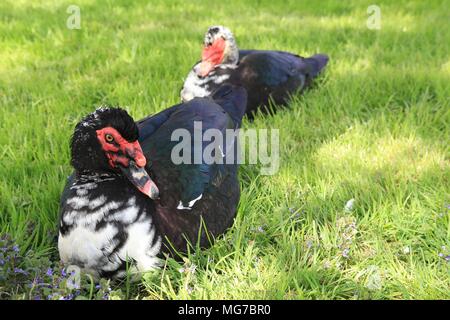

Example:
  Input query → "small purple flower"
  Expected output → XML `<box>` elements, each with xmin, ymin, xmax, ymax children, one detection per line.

<box><xmin>185</xmin><ymin>286</ymin><xmax>194</xmax><ymax>295</ymax></box>
<box><xmin>342</xmin><ymin>248</ymin><xmax>350</xmax><ymax>259</ymax></box>
<box><xmin>0</xmin><ymin>259</ymin><xmax>4</xmax><ymax>266</ymax></box>
<box><xmin>95</xmin><ymin>284</ymin><xmax>101</xmax><ymax>289</ymax></box>
<box><xmin>13</xmin><ymin>267</ymin><xmax>27</xmax><ymax>275</ymax></box>
<box><xmin>12</xmin><ymin>245</ymin><xmax>19</xmax><ymax>253</ymax></box>
<box><xmin>61</xmin><ymin>269</ymin><xmax>67</xmax><ymax>277</ymax></box>
<box><xmin>46</xmin><ymin>268</ymin><xmax>53</xmax><ymax>277</ymax></box>
<box><xmin>32</xmin><ymin>277</ymin><xmax>43</xmax><ymax>286</ymax></box>
<box><xmin>289</xmin><ymin>208</ymin><xmax>303</xmax><ymax>220</ymax></box>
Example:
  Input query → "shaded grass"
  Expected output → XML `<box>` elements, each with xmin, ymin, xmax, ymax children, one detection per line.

<box><xmin>0</xmin><ymin>0</ymin><xmax>449</xmax><ymax>299</ymax></box>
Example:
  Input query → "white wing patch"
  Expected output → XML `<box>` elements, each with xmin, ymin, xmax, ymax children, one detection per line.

<box><xmin>176</xmin><ymin>194</ymin><xmax>203</xmax><ymax>211</ymax></box>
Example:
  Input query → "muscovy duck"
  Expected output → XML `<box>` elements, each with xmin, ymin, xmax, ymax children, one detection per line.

<box><xmin>58</xmin><ymin>84</ymin><xmax>247</xmax><ymax>278</ymax></box>
<box><xmin>181</xmin><ymin>26</ymin><xmax>329</xmax><ymax>118</ymax></box>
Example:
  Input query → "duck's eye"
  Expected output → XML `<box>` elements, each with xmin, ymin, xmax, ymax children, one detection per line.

<box><xmin>105</xmin><ymin>134</ymin><xmax>114</xmax><ymax>143</ymax></box>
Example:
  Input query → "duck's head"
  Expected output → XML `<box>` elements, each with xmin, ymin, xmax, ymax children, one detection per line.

<box><xmin>198</xmin><ymin>25</ymin><xmax>239</xmax><ymax>77</ymax></box>
<box><xmin>70</xmin><ymin>107</ymin><xmax>159</xmax><ymax>199</ymax></box>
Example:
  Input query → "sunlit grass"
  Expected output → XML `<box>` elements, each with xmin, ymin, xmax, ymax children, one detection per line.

<box><xmin>0</xmin><ymin>0</ymin><xmax>449</xmax><ymax>299</ymax></box>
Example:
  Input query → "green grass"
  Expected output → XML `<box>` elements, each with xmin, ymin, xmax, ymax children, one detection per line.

<box><xmin>1</xmin><ymin>0</ymin><xmax>449</xmax><ymax>299</ymax></box>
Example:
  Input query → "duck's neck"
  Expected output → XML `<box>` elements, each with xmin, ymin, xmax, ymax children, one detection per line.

<box><xmin>222</xmin><ymin>40</ymin><xmax>239</xmax><ymax>66</ymax></box>
<box><xmin>75</xmin><ymin>170</ymin><xmax>119</xmax><ymax>182</ymax></box>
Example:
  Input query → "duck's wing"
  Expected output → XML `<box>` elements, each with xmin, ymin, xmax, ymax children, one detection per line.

<box><xmin>138</xmin><ymin>85</ymin><xmax>247</xmax><ymax>210</ymax></box>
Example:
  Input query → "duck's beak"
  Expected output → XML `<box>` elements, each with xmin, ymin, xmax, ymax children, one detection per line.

<box><xmin>119</xmin><ymin>160</ymin><xmax>159</xmax><ymax>199</ymax></box>
<box><xmin>199</xmin><ymin>60</ymin><xmax>216</xmax><ymax>77</ymax></box>
<box><xmin>117</xmin><ymin>139</ymin><xmax>159</xmax><ymax>199</ymax></box>
<box><xmin>199</xmin><ymin>38</ymin><xmax>226</xmax><ymax>77</ymax></box>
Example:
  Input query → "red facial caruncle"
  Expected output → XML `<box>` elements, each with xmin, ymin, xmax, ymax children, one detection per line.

<box><xmin>96</xmin><ymin>127</ymin><xmax>146</xmax><ymax>169</ymax></box>
<box><xmin>199</xmin><ymin>37</ymin><xmax>226</xmax><ymax>77</ymax></box>
<box><xmin>95</xmin><ymin>127</ymin><xmax>159</xmax><ymax>200</ymax></box>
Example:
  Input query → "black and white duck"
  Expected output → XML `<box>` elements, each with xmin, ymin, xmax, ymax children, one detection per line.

<box><xmin>181</xmin><ymin>26</ymin><xmax>329</xmax><ymax>118</ymax></box>
<box><xmin>58</xmin><ymin>85</ymin><xmax>247</xmax><ymax>278</ymax></box>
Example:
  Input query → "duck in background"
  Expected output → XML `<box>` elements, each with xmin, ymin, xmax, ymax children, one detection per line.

<box><xmin>58</xmin><ymin>84</ymin><xmax>247</xmax><ymax>278</ymax></box>
<box><xmin>181</xmin><ymin>26</ymin><xmax>329</xmax><ymax>118</ymax></box>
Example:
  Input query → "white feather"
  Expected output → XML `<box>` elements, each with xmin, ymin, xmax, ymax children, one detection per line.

<box><xmin>177</xmin><ymin>194</ymin><xmax>203</xmax><ymax>210</ymax></box>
